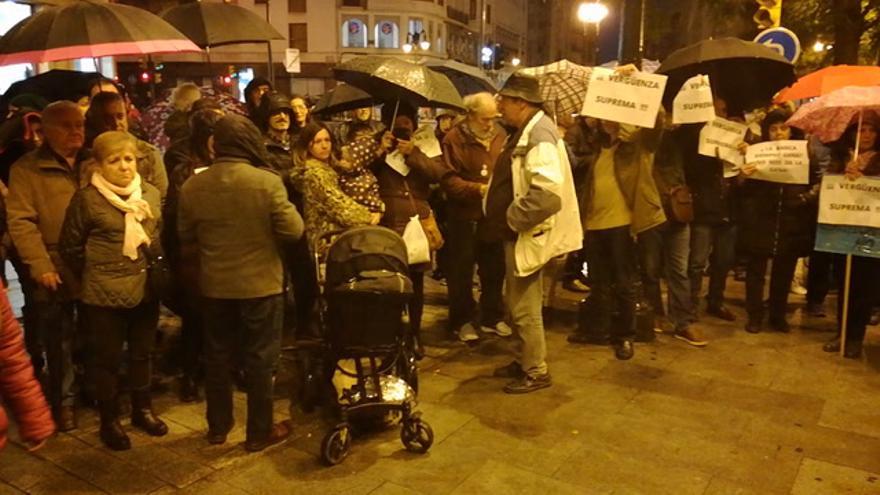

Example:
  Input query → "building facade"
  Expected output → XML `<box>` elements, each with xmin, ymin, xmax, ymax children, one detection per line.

<box><xmin>129</xmin><ymin>0</ymin><xmax>528</xmax><ymax>97</ymax></box>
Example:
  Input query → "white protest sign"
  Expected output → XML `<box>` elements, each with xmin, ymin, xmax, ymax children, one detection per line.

<box><xmin>723</xmin><ymin>162</ymin><xmax>741</xmax><ymax>178</ymax></box>
<box><xmin>580</xmin><ymin>66</ymin><xmax>668</xmax><ymax>128</ymax></box>
<box><xmin>385</xmin><ymin>150</ymin><xmax>410</xmax><ymax>176</ymax></box>
<box><xmin>818</xmin><ymin>175</ymin><xmax>880</xmax><ymax>228</ymax></box>
<box><xmin>699</xmin><ymin>117</ymin><xmax>748</xmax><ymax>166</ymax></box>
<box><xmin>412</xmin><ymin>125</ymin><xmax>442</xmax><ymax>158</ymax></box>
<box><xmin>672</xmin><ymin>74</ymin><xmax>715</xmax><ymax>124</ymax></box>
<box><xmin>745</xmin><ymin>140</ymin><xmax>809</xmax><ymax>184</ymax></box>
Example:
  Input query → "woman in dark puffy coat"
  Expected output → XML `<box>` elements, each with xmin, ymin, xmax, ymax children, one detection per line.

<box><xmin>738</xmin><ymin>109</ymin><xmax>820</xmax><ymax>333</ymax></box>
<box><xmin>0</xmin><ymin>287</ymin><xmax>55</xmax><ymax>452</ymax></box>
<box><xmin>371</xmin><ymin>103</ymin><xmax>446</xmax><ymax>352</ymax></box>
<box><xmin>60</xmin><ymin>131</ymin><xmax>167</xmax><ymax>451</ymax></box>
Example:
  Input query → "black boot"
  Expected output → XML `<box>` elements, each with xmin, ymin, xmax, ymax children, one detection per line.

<box><xmin>99</xmin><ymin>400</ymin><xmax>131</xmax><ymax>451</ymax></box>
<box><xmin>131</xmin><ymin>390</ymin><xmax>168</xmax><ymax>437</ymax></box>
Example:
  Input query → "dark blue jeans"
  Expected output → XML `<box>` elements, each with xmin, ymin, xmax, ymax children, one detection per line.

<box><xmin>689</xmin><ymin>222</ymin><xmax>736</xmax><ymax>310</ymax></box>
<box><xmin>586</xmin><ymin>225</ymin><xmax>638</xmax><ymax>342</ymax></box>
<box><xmin>202</xmin><ymin>294</ymin><xmax>283</xmax><ymax>443</ymax></box>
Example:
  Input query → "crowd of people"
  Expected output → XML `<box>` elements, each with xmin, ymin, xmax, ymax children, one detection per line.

<box><xmin>0</xmin><ymin>65</ymin><xmax>877</xmax><ymax>455</ymax></box>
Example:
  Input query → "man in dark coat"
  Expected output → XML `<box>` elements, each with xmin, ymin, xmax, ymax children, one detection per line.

<box><xmin>178</xmin><ymin>114</ymin><xmax>303</xmax><ymax>452</ymax></box>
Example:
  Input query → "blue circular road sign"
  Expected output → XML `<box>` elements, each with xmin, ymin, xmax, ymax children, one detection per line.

<box><xmin>754</xmin><ymin>27</ymin><xmax>802</xmax><ymax>64</ymax></box>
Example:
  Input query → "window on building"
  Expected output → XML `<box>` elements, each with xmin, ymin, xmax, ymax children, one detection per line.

<box><xmin>486</xmin><ymin>4</ymin><xmax>491</xmax><ymax>24</ymax></box>
<box><xmin>254</xmin><ymin>0</ymin><xmax>267</xmax><ymax>4</ymax></box>
<box><xmin>374</xmin><ymin>20</ymin><xmax>399</xmax><ymax>48</ymax></box>
<box><xmin>288</xmin><ymin>0</ymin><xmax>306</xmax><ymax>12</ymax></box>
<box><xmin>341</xmin><ymin>18</ymin><xmax>367</xmax><ymax>48</ymax></box>
<box><xmin>341</xmin><ymin>0</ymin><xmax>365</xmax><ymax>7</ymax></box>
<box><xmin>408</xmin><ymin>18</ymin><xmax>424</xmax><ymax>36</ymax></box>
<box><xmin>469</xmin><ymin>0</ymin><xmax>477</xmax><ymax>19</ymax></box>
<box><xmin>289</xmin><ymin>23</ymin><xmax>308</xmax><ymax>51</ymax></box>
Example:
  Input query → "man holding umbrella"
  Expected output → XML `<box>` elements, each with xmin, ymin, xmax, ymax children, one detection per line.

<box><xmin>485</xmin><ymin>74</ymin><xmax>582</xmax><ymax>394</ymax></box>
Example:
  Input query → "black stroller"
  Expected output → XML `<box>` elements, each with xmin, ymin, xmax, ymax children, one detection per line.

<box><xmin>315</xmin><ymin>226</ymin><xmax>433</xmax><ymax>465</ymax></box>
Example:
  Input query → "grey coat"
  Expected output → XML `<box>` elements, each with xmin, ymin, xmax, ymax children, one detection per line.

<box><xmin>177</xmin><ymin>158</ymin><xmax>304</xmax><ymax>299</ymax></box>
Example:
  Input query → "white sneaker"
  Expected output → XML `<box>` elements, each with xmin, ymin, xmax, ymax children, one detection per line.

<box><xmin>458</xmin><ymin>323</ymin><xmax>480</xmax><ymax>342</ymax></box>
<box><xmin>482</xmin><ymin>321</ymin><xmax>513</xmax><ymax>337</ymax></box>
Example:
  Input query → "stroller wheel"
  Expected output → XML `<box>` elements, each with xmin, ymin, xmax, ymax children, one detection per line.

<box><xmin>400</xmin><ymin>418</ymin><xmax>433</xmax><ymax>454</ymax></box>
<box><xmin>321</xmin><ymin>425</ymin><xmax>351</xmax><ymax>465</ymax></box>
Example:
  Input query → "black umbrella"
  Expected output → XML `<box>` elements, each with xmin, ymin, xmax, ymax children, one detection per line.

<box><xmin>160</xmin><ymin>2</ymin><xmax>284</xmax><ymax>48</ymax></box>
<box><xmin>333</xmin><ymin>55</ymin><xmax>464</xmax><ymax>111</ymax></box>
<box><xmin>1</xmin><ymin>69</ymin><xmax>100</xmax><ymax>118</ymax></box>
<box><xmin>0</xmin><ymin>0</ymin><xmax>200</xmax><ymax>67</ymax></box>
<box><xmin>657</xmin><ymin>37</ymin><xmax>796</xmax><ymax>113</ymax></box>
<box><xmin>421</xmin><ymin>58</ymin><xmax>496</xmax><ymax>96</ymax></box>
<box><xmin>312</xmin><ymin>84</ymin><xmax>375</xmax><ymax>116</ymax></box>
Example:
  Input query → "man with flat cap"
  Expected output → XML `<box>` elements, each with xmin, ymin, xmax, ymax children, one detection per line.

<box><xmin>484</xmin><ymin>73</ymin><xmax>582</xmax><ymax>394</ymax></box>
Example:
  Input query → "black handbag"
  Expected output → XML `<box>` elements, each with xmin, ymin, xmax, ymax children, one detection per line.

<box><xmin>145</xmin><ymin>252</ymin><xmax>172</xmax><ymax>301</ymax></box>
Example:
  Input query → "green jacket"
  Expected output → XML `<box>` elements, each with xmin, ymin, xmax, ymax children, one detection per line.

<box><xmin>59</xmin><ymin>183</ymin><xmax>162</xmax><ymax>308</ymax></box>
<box><xmin>177</xmin><ymin>158</ymin><xmax>304</xmax><ymax>299</ymax></box>
<box><xmin>579</xmin><ymin>123</ymin><xmax>667</xmax><ymax>236</ymax></box>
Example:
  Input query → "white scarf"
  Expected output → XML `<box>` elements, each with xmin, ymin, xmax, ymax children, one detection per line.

<box><xmin>90</xmin><ymin>172</ymin><xmax>153</xmax><ymax>260</ymax></box>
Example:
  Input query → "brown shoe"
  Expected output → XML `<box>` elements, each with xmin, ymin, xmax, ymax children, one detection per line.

<box><xmin>674</xmin><ymin>326</ymin><xmax>708</xmax><ymax>347</ymax></box>
<box><xmin>55</xmin><ymin>406</ymin><xmax>77</xmax><ymax>432</ymax></box>
<box><xmin>244</xmin><ymin>420</ymin><xmax>292</xmax><ymax>452</ymax></box>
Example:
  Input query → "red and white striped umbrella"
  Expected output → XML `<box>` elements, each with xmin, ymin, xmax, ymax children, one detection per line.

<box><xmin>0</xmin><ymin>0</ymin><xmax>200</xmax><ymax>67</ymax></box>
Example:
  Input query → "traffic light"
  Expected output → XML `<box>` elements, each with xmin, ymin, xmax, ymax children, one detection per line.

<box><xmin>754</xmin><ymin>0</ymin><xmax>782</xmax><ymax>29</ymax></box>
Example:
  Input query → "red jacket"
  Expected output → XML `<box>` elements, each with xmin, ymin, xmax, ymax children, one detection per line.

<box><xmin>0</xmin><ymin>288</ymin><xmax>54</xmax><ymax>451</ymax></box>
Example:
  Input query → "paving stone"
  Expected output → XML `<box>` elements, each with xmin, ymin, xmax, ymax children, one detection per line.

<box><xmin>219</xmin><ymin>443</ymin><xmax>385</xmax><ymax>495</ymax></box>
<box><xmin>739</xmin><ymin>417</ymin><xmax>880</xmax><ymax>475</ymax></box>
<box><xmin>368</xmin><ymin>481</ymin><xmax>424</xmax><ymax>495</ymax></box>
<box><xmin>0</xmin><ymin>481</ymin><xmax>23</xmax><ymax>495</ymax></box>
<box><xmin>702</xmin><ymin>477</ymin><xmax>770</xmax><ymax>495</ymax></box>
<box><xmin>790</xmin><ymin>457</ymin><xmax>880</xmax><ymax>495</ymax></box>
<box><xmin>553</xmin><ymin>442</ymin><xmax>712</xmax><ymax>495</ymax></box>
<box><xmin>451</xmin><ymin>459</ymin><xmax>584</xmax><ymax>495</ymax></box>
<box><xmin>34</xmin><ymin>434</ymin><xmax>165</xmax><ymax>494</ymax></box>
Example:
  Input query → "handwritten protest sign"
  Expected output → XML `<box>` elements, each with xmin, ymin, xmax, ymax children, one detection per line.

<box><xmin>698</xmin><ymin>117</ymin><xmax>748</xmax><ymax>166</ymax></box>
<box><xmin>385</xmin><ymin>150</ymin><xmax>410</xmax><ymax>176</ymax></box>
<box><xmin>744</xmin><ymin>140</ymin><xmax>809</xmax><ymax>184</ymax></box>
<box><xmin>413</xmin><ymin>125</ymin><xmax>442</xmax><ymax>158</ymax></box>
<box><xmin>672</xmin><ymin>75</ymin><xmax>715</xmax><ymax>124</ymax></box>
<box><xmin>818</xmin><ymin>174</ymin><xmax>880</xmax><ymax>229</ymax></box>
<box><xmin>581</xmin><ymin>67</ymin><xmax>668</xmax><ymax>128</ymax></box>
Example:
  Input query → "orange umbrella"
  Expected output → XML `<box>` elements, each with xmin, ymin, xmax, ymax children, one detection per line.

<box><xmin>775</xmin><ymin>65</ymin><xmax>880</xmax><ymax>102</ymax></box>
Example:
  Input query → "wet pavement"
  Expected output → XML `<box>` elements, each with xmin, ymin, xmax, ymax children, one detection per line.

<box><xmin>2</xmin><ymin>267</ymin><xmax>879</xmax><ymax>494</ymax></box>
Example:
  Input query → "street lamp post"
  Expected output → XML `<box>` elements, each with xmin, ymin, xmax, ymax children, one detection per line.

<box><xmin>402</xmin><ymin>30</ymin><xmax>431</xmax><ymax>54</ymax></box>
<box><xmin>577</xmin><ymin>1</ymin><xmax>609</xmax><ymax>66</ymax></box>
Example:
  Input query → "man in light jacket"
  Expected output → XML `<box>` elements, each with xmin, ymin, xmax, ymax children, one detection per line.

<box><xmin>484</xmin><ymin>73</ymin><xmax>582</xmax><ymax>394</ymax></box>
<box><xmin>178</xmin><ymin>114</ymin><xmax>304</xmax><ymax>452</ymax></box>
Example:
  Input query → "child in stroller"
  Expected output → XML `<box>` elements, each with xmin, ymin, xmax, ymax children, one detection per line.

<box><xmin>311</xmin><ymin>226</ymin><xmax>433</xmax><ymax>465</ymax></box>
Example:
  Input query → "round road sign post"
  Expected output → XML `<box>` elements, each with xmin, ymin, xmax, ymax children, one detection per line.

<box><xmin>754</xmin><ymin>27</ymin><xmax>802</xmax><ymax>64</ymax></box>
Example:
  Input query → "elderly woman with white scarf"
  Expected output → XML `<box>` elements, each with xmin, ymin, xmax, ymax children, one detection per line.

<box><xmin>59</xmin><ymin>131</ymin><xmax>166</xmax><ymax>451</ymax></box>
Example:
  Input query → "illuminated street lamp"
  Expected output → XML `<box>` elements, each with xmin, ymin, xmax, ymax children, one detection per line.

<box><xmin>577</xmin><ymin>1</ymin><xmax>609</xmax><ymax>24</ymax></box>
<box><xmin>403</xmin><ymin>30</ymin><xmax>430</xmax><ymax>53</ymax></box>
<box><xmin>511</xmin><ymin>57</ymin><xmax>521</xmax><ymax>67</ymax></box>
<box><xmin>577</xmin><ymin>1</ymin><xmax>608</xmax><ymax>66</ymax></box>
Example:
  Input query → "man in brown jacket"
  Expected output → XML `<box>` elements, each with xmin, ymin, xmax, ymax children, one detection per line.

<box><xmin>7</xmin><ymin>101</ymin><xmax>85</xmax><ymax>431</ymax></box>
<box><xmin>441</xmin><ymin>92</ymin><xmax>510</xmax><ymax>342</ymax></box>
